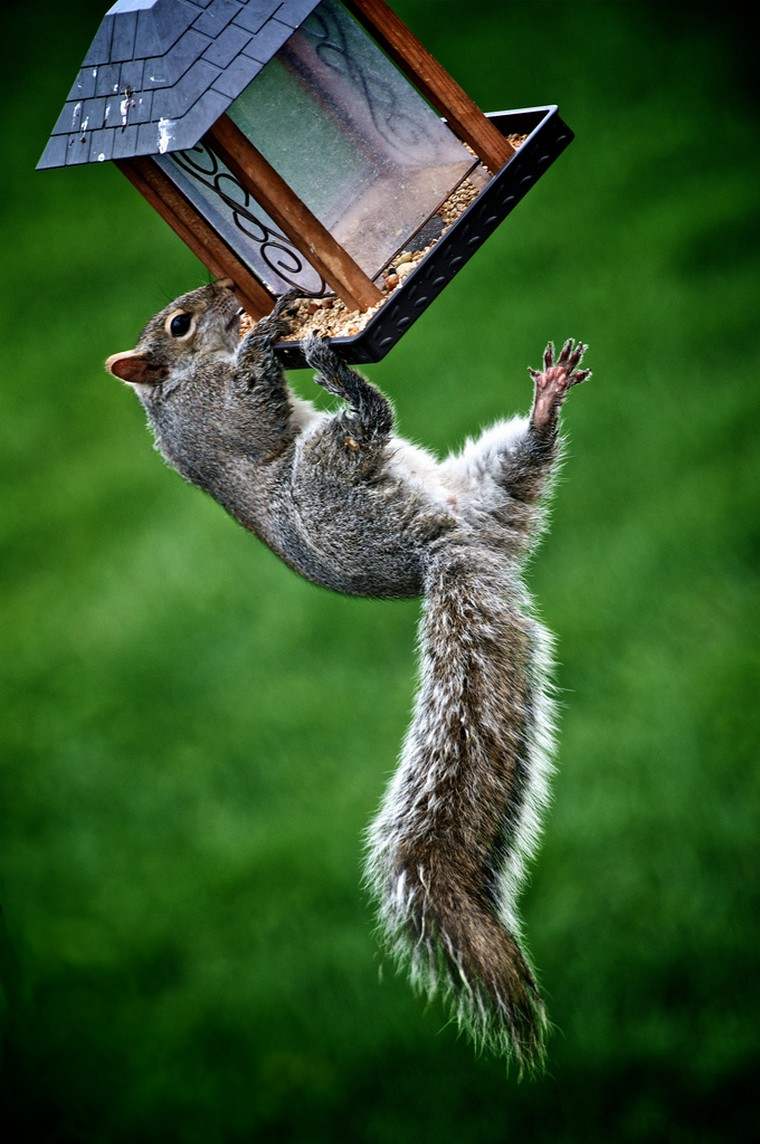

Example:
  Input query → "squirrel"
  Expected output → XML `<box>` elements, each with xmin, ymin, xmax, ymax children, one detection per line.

<box><xmin>106</xmin><ymin>279</ymin><xmax>591</xmax><ymax>1068</ymax></box>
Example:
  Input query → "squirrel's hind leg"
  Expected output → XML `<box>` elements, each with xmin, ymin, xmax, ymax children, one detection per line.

<box><xmin>303</xmin><ymin>336</ymin><xmax>394</xmax><ymax>438</ymax></box>
<box><xmin>303</xmin><ymin>336</ymin><xmax>395</xmax><ymax>450</ymax></box>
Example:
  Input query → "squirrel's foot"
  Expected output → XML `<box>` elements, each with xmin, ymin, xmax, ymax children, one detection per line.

<box><xmin>529</xmin><ymin>339</ymin><xmax>591</xmax><ymax>429</ymax></box>
<box><xmin>303</xmin><ymin>334</ymin><xmax>347</xmax><ymax>398</ymax></box>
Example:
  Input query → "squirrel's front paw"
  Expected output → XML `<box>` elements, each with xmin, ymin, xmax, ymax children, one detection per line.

<box><xmin>252</xmin><ymin>289</ymin><xmax>304</xmax><ymax>345</ymax></box>
<box><xmin>529</xmin><ymin>339</ymin><xmax>591</xmax><ymax>426</ymax></box>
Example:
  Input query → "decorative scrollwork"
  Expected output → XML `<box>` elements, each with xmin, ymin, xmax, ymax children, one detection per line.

<box><xmin>301</xmin><ymin>1</ymin><xmax>440</xmax><ymax>161</ymax></box>
<box><xmin>172</xmin><ymin>144</ymin><xmax>327</xmax><ymax>297</ymax></box>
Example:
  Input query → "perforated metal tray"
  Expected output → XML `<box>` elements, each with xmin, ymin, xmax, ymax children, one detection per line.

<box><xmin>276</xmin><ymin>105</ymin><xmax>574</xmax><ymax>367</ymax></box>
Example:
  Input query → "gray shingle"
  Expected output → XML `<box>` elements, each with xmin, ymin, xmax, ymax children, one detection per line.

<box><xmin>67</xmin><ymin>69</ymin><xmax>97</xmax><ymax>101</ymax></box>
<box><xmin>104</xmin><ymin>98</ymin><xmax>124</xmax><ymax>129</ymax></box>
<box><xmin>120</xmin><ymin>59</ymin><xmax>145</xmax><ymax>94</ymax></box>
<box><xmin>51</xmin><ymin>100</ymin><xmax>83</xmax><ymax>137</ymax></box>
<box><xmin>193</xmin><ymin>0</ymin><xmax>245</xmax><ymax>37</ymax></box>
<box><xmin>136</xmin><ymin>121</ymin><xmax>163</xmax><ymax>156</ymax></box>
<box><xmin>233</xmin><ymin>0</ymin><xmax>279</xmax><ymax>34</ymax></box>
<box><xmin>171</xmin><ymin>89</ymin><xmax>231</xmax><ymax>148</ymax></box>
<box><xmin>277</xmin><ymin>0</ymin><xmax>321</xmax><ymax>28</ymax></box>
<box><xmin>82</xmin><ymin>14</ymin><xmax>114</xmax><ymax>67</ymax></box>
<box><xmin>111</xmin><ymin>124</ymin><xmax>140</xmax><ymax>159</ymax></box>
<box><xmin>243</xmin><ymin>17</ymin><xmax>294</xmax><ymax>63</ymax></box>
<box><xmin>38</xmin><ymin>0</ymin><xmax>322</xmax><ymax>170</ymax></box>
<box><xmin>202</xmin><ymin>23</ymin><xmax>252</xmax><ymax>67</ymax></box>
<box><xmin>211</xmin><ymin>50</ymin><xmax>263</xmax><ymax>98</ymax></box>
<box><xmin>81</xmin><ymin>97</ymin><xmax>107</xmax><ymax>132</ymax></box>
<box><xmin>134</xmin><ymin>9</ymin><xmax>164</xmax><ymax>57</ymax></box>
<box><xmin>66</xmin><ymin>132</ymin><xmax>93</xmax><ymax>166</ymax></box>
<box><xmin>143</xmin><ymin>29</ymin><xmax>213</xmax><ymax>88</ymax></box>
<box><xmin>37</xmin><ymin>136</ymin><xmax>69</xmax><ymax>170</ymax></box>
<box><xmin>130</xmin><ymin>91</ymin><xmax>155</xmax><ymax>124</ymax></box>
<box><xmin>89</xmin><ymin>129</ymin><xmax>115</xmax><ymax>163</ymax></box>
<box><xmin>111</xmin><ymin>10</ymin><xmax>138</xmax><ymax>63</ymax></box>
<box><xmin>152</xmin><ymin>59</ymin><xmax>222</xmax><ymax>119</ymax></box>
<box><xmin>150</xmin><ymin>0</ymin><xmax>200</xmax><ymax>49</ymax></box>
<box><xmin>95</xmin><ymin>63</ymin><xmax>121</xmax><ymax>97</ymax></box>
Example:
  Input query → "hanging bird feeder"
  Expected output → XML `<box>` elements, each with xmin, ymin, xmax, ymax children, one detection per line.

<box><xmin>38</xmin><ymin>0</ymin><xmax>573</xmax><ymax>365</ymax></box>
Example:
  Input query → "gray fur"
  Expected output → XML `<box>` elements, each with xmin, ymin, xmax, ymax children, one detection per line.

<box><xmin>106</xmin><ymin>283</ymin><xmax>591</xmax><ymax>1067</ymax></box>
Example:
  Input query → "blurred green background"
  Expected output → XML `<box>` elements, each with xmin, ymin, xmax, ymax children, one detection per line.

<box><xmin>2</xmin><ymin>1</ymin><xmax>759</xmax><ymax>1140</ymax></box>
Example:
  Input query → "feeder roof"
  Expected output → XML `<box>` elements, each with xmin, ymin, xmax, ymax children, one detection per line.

<box><xmin>37</xmin><ymin>0</ymin><xmax>321</xmax><ymax>170</ymax></box>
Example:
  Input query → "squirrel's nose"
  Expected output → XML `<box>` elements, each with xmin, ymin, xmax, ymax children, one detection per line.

<box><xmin>215</xmin><ymin>277</ymin><xmax>235</xmax><ymax>290</ymax></box>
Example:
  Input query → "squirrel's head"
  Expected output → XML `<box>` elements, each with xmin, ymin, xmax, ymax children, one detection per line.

<box><xmin>105</xmin><ymin>279</ymin><xmax>242</xmax><ymax>400</ymax></box>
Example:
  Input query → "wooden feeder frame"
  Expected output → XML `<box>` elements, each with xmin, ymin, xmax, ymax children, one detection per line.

<box><xmin>39</xmin><ymin>0</ymin><xmax>573</xmax><ymax>365</ymax></box>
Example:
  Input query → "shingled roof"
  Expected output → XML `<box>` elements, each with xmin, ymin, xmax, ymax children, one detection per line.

<box><xmin>37</xmin><ymin>0</ymin><xmax>322</xmax><ymax>170</ymax></box>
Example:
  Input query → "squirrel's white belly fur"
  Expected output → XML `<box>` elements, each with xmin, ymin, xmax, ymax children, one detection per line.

<box><xmin>385</xmin><ymin>436</ymin><xmax>454</xmax><ymax>513</ymax></box>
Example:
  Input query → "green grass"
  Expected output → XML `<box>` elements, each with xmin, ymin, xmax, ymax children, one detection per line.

<box><xmin>2</xmin><ymin>2</ymin><xmax>759</xmax><ymax>1140</ymax></box>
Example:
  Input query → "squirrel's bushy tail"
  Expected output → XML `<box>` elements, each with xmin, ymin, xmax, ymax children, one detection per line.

<box><xmin>365</xmin><ymin>544</ymin><xmax>556</xmax><ymax>1068</ymax></box>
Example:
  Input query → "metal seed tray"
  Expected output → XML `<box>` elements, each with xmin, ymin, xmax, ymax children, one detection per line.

<box><xmin>275</xmin><ymin>106</ymin><xmax>574</xmax><ymax>367</ymax></box>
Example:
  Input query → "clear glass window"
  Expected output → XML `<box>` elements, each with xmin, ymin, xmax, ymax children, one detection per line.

<box><xmin>228</xmin><ymin>0</ymin><xmax>476</xmax><ymax>278</ymax></box>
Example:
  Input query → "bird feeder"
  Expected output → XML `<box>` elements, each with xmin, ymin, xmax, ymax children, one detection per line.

<box><xmin>38</xmin><ymin>0</ymin><xmax>573</xmax><ymax>366</ymax></box>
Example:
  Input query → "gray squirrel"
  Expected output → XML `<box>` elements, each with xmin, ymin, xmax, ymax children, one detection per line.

<box><xmin>106</xmin><ymin>280</ymin><xmax>591</xmax><ymax>1068</ymax></box>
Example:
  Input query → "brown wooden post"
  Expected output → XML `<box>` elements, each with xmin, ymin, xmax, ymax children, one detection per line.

<box><xmin>346</xmin><ymin>0</ymin><xmax>516</xmax><ymax>173</ymax></box>
<box><xmin>117</xmin><ymin>156</ymin><xmax>275</xmax><ymax>319</ymax></box>
<box><xmin>206</xmin><ymin>116</ymin><xmax>384</xmax><ymax>312</ymax></box>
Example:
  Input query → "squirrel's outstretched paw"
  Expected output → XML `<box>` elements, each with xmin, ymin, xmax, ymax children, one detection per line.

<box><xmin>529</xmin><ymin>339</ymin><xmax>591</xmax><ymax>391</ymax></box>
<box><xmin>529</xmin><ymin>340</ymin><xmax>591</xmax><ymax>426</ymax></box>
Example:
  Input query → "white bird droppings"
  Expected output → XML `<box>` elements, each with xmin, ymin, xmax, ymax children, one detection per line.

<box><xmin>157</xmin><ymin>117</ymin><xmax>174</xmax><ymax>154</ymax></box>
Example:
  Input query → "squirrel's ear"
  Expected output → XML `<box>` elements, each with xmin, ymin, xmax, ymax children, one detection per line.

<box><xmin>105</xmin><ymin>350</ymin><xmax>166</xmax><ymax>386</ymax></box>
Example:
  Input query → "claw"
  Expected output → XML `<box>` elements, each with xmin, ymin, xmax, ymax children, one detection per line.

<box><xmin>277</xmin><ymin>293</ymin><xmax>298</xmax><ymax>315</ymax></box>
<box><xmin>252</xmin><ymin>289</ymin><xmax>306</xmax><ymax>345</ymax></box>
<box><xmin>264</xmin><ymin>288</ymin><xmax>303</xmax><ymax>329</ymax></box>
<box><xmin>558</xmin><ymin>338</ymin><xmax>574</xmax><ymax>366</ymax></box>
<box><xmin>276</xmin><ymin>286</ymin><xmax>302</xmax><ymax>308</ymax></box>
<box><xmin>543</xmin><ymin>341</ymin><xmax>555</xmax><ymax>370</ymax></box>
<box><xmin>570</xmin><ymin>368</ymin><xmax>592</xmax><ymax>385</ymax></box>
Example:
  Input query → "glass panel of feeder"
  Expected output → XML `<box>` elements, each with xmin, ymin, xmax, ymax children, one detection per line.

<box><xmin>228</xmin><ymin>0</ymin><xmax>477</xmax><ymax>278</ymax></box>
<box><xmin>155</xmin><ymin>146</ymin><xmax>326</xmax><ymax>298</ymax></box>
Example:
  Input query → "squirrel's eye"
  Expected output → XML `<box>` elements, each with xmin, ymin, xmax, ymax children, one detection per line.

<box><xmin>169</xmin><ymin>312</ymin><xmax>193</xmax><ymax>338</ymax></box>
